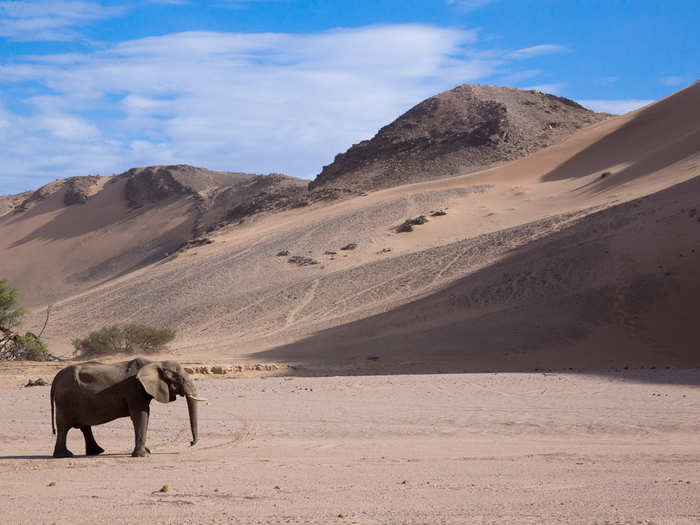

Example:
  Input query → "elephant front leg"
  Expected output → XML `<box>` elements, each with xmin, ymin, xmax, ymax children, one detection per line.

<box><xmin>129</xmin><ymin>407</ymin><xmax>151</xmax><ymax>457</ymax></box>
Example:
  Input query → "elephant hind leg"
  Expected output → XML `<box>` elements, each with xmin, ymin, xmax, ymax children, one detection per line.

<box><xmin>81</xmin><ymin>426</ymin><xmax>105</xmax><ymax>456</ymax></box>
<box><xmin>52</xmin><ymin>422</ymin><xmax>74</xmax><ymax>458</ymax></box>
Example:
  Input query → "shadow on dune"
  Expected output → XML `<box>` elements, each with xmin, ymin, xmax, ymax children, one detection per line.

<box><xmin>572</xmin><ymin>368</ymin><xmax>700</xmax><ymax>387</ymax></box>
<box><xmin>252</xmin><ymin>177</ymin><xmax>700</xmax><ymax>380</ymax></box>
<box><xmin>542</xmin><ymin>82</ymin><xmax>700</xmax><ymax>187</ymax></box>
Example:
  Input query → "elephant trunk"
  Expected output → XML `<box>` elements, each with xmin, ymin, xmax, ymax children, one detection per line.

<box><xmin>182</xmin><ymin>377</ymin><xmax>205</xmax><ymax>446</ymax></box>
<box><xmin>186</xmin><ymin>394</ymin><xmax>199</xmax><ymax>446</ymax></box>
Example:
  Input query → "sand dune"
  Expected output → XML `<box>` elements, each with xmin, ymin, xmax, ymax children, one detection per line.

<box><xmin>0</xmin><ymin>83</ymin><xmax>697</xmax><ymax>372</ymax></box>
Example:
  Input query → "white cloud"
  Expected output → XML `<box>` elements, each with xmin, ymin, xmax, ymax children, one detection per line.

<box><xmin>498</xmin><ymin>69</ymin><xmax>542</xmax><ymax>84</ymax></box>
<box><xmin>0</xmin><ymin>1</ymin><xmax>125</xmax><ymax>41</ymax></box>
<box><xmin>510</xmin><ymin>44</ymin><xmax>567</xmax><ymax>59</ymax></box>
<box><xmin>577</xmin><ymin>99</ymin><xmax>653</xmax><ymax>115</ymax></box>
<box><xmin>0</xmin><ymin>25</ymin><xmax>570</xmax><ymax>193</ymax></box>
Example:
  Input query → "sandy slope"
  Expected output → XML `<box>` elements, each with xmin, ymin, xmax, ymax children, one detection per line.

<box><xmin>1</xmin><ymin>83</ymin><xmax>693</xmax><ymax>373</ymax></box>
<box><xmin>1</xmin><ymin>370</ymin><xmax>698</xmax><ymax>524</ymax></box>
<box><xmin>0</xmin><ymin>176</ymin><xmax>196</xmax><ymax>307</ymax></box>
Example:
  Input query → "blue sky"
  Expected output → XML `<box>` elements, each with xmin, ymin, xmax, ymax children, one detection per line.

<box><xmin>0</xmin><ymin>1</ymin><xmax>697</xmax><ymax>194</ymax></box>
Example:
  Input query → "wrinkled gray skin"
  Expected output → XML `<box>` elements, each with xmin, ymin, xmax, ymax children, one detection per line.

<box><xmin>50</xmin><ymin>358</ymin><xmax>204</xmax><ymax>458</ymax></box>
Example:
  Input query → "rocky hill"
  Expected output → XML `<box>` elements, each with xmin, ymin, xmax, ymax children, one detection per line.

<box><xmin>309</xmin><ymin>84</ymin><xmax>608</xmax><ymax>192</ymax></box>
<box><xmin>0</xmin><ymin>165</ymin><xmax>310</xmax><ymax>306</ymax></box>
<box><xmin>2</xmin><ymin>165</ymin><xmax>312</xmax><ymax>230</ymax></box>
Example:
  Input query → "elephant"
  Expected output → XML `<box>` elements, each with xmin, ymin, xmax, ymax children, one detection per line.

<box><xmin>50</xmin><ymin>358</ymin><xmax>206</xmax><ymax>458</ymax></box>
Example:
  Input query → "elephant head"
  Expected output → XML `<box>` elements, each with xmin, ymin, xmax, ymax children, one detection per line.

<box><xmin>136</xmin><ymin>361</ymin><xmax>206</xmax><ymax>446</ymax></box>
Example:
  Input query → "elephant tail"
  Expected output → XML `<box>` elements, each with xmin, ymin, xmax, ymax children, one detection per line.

<box><xmin>50</xmin><ymin>378</ymin><xmax>56</xmax><ymax>435</ymax></box>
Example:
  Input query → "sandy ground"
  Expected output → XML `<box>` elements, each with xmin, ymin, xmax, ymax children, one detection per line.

<box><xmin>1</xmin><ymin>370</ymin><xmax>699</xmax><ymax>524</ymax></box>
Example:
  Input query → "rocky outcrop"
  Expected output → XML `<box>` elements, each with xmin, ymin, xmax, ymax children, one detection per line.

<box><xmin>8</xmin><ymin>174</ymin><xmax>103</xmax><ymax>213</ymax></box>
<box><xmin>63</xmin><ymin>175</ymin><xmax>101</xmax><ymax>205</ymax></box>
<box><xmin>118</xmin><ymin>165</ymin><xmax>259</xmax><ymax>208</ymax></box>
<box><xmin>309</xmin><ymin>84</ymin><xmax>608</xmax><ymax>192</ymax></box>
<box><xmin>0</xmin><ymin>190</ymin><xmax>31</xmax><ymax>217</ymax></box>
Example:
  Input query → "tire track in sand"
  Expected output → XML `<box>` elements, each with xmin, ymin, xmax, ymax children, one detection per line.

<box><xmin>285</xmin><ymin>278</ymin><xmax>319</xmax><ymax>327</ymax></box>
<box><xmin>150</xmin><ymin>415</ymin><xmax>256</xmax><ymax>453</ymax></box>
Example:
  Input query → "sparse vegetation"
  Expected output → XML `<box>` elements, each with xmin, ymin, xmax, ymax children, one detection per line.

<box><xmin>14</xmin><ymin>332</ymin><xmax>51</xmax><ymax>361</ymax></box>
<box><xmin>72</xmin><ymin>324</ymin><xmax>176</xmax><ymax>358</ymax></box>
<box><xmin>0</xmin><ymin>280</ymin><xmax>53</xmax><ymax>361</ymax></box>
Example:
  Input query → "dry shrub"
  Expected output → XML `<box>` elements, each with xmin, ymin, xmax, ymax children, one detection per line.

<box><xmin>73</xmin><ymin>324</ymin><xmax>176</xmax><ymax>358</ymax></box>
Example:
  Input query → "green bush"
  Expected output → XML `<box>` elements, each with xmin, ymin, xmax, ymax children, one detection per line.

<box><xmin>0</xmin><ymin>279</ymin><xmax>25</xmax><ymax>331</ymax></box>
<box><xmin>15</xmin><ymin>333</ymin><xmax>51</xmax><ymax>361</ymax></box>
<box><xmin>73</xmin><ymin>324</ymin><xmax>176</xmax><ymax>358</ymax></box>
<box><xmin>1</xmin><ymin>280</ymin><xmax>52</xmax><ymax>361</ymax></box>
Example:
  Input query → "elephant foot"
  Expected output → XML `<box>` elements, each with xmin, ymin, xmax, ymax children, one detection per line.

<box><xmin>131</xmin><ymin>447</ymin><xmax>151</xmax><ymax>457</ymax></box>
<box><xmin>86</xmin><ymin>445</ymin><xmax>105</xmax><ymax>456</ymax></box>
<box><xmin>53</xmin><ymin>448</ymin><xmax>74</xmax><ymax>459</ymax></box>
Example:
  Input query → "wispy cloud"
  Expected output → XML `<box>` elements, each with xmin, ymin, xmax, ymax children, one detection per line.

<box><xmin>659</xmin><ymin>75</ymin><xmax>689</xmax><ymax>87</ymax></box>
<box><xmin>0</xmin><ymin>23</ymin><xmax>573</xmax><ymax>193</ymax></box>
<box><xmin>0</xmin><ymin>0</ymin><xmax>125</xmax><ymax>41</ymax></box>
<box><xmin>577</xmin><ymin>99</ymin><xmax>653</xmax><ymax>115</ymax></box>
<box><xmin>497</xmin><ymin>69</ymin><xmax>542</xmax><ymax>84</ymax></box>
<box><xmin>510</xmin><ymin>44</ymin><xmax>567</xmax><ymax>59</ymax></box>
<box><xmin>445</xmin><ymin>0</ymin><xmax>498</xmax><ymax>12</ymax></box>
<box><xmin>0</xmin><ymin>25</ymin><xmax>499</xmax><ymax>192</ymax></box>
<box><xmin>521</xmin><ymin>83</ymin><xmax>566</xmax><ymax>95</ymax></box>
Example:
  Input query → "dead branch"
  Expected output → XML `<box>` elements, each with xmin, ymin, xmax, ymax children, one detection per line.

<box><xmin>38</xmin><ymin>304</ymin><xmax>52</xmax><ymax>339</ymax></box>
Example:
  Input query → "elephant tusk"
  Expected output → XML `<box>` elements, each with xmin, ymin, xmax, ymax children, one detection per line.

<box><xmin>187</xmin><ymin>395</ymin><xmax>208</xmax><ymax>402</ymax></box>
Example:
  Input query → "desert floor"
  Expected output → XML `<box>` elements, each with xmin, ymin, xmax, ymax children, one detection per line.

<box><xmin>1</xmin><ymin>369</ymin><xmax>699</xmax><ymax>524</ymax></box>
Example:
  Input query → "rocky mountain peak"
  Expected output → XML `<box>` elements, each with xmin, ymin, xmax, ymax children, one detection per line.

<box><xmin>309</xmin><ymin>84</ymin><xmax>607</xmax><ymax>192</ymax></box>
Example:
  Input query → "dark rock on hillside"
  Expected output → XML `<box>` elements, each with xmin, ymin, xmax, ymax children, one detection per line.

<box><xmin>114</xmin><ymin>165</ymin><xmax>312</xmax><ymax>236</ymax></box>
<box><xmin>64</xmin><ymin>175</ymin><xmax>101</xmax><ymax>205</ymax></box>
<box><xmin>221</xmin><ymin>174</ymin><xmax>310</xmax><ymax>223</ymax></box>
<box><xmin>395</xmin><ymin>215</ymin><xmax>429</xmax><ymax>233</ymax></box>
<box><xmin>7</xmin><ymin>174</ymin><xmax>104</xmax><ymax>213</ymax></box>
<box><xmin>309</xmin><ymin>84</ymin><xmax>608</xmax><ymax>192</ymax></box>
<box><xmin>0</xmin><ymin>190</ymin><xmax>31</xmax><ymax>217</ymax></box>
<box><xmin>288</xmin><ymin>255</ymin><xmax>319</xmax><ymax>266</ymax></box>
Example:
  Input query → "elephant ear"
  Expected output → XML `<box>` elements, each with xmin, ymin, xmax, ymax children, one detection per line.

<box><xmin>136</xmin><ymin>363</ymin><xmax>171</xmax><ymax>403</ymax></box>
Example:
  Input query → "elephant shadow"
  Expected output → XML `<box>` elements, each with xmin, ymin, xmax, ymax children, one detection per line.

<box><xmin>0</xmin><ymin>451</ymin><xmax>180</xmax><ymax>460</ymax></box>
